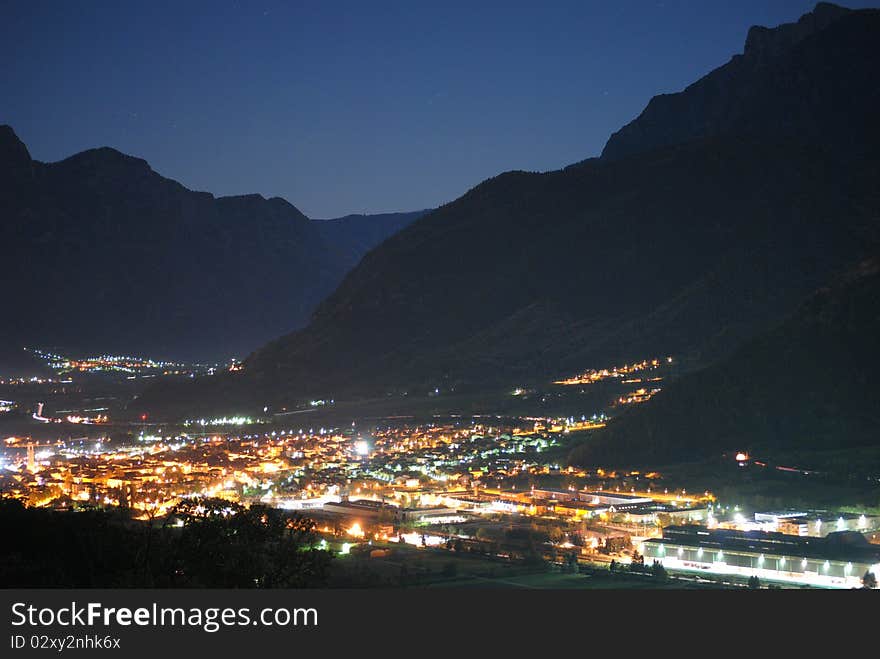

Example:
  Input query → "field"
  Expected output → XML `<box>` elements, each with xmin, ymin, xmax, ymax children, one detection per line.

<box><xmin>326</xmin><ymin>541</ymin><xmax>729</xmax><ymax>589</ymax></box>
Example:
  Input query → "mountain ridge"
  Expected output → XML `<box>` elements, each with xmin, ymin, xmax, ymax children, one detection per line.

<box><xmin>152</xmin><ymin>2</ymin><xmax>880</xmax><ymax>413</ymax></box>
<box><xmin>0</xmin><ymin>126</ymin><xmax>426</xmax><ymax>365</ymax></box>
<box><xmin>601</xmin><ymin>3</ymin><xmax>879</xmax><ymax>162</ymax></box>
<box><xmin>568</xmin><ymin>252</ymin><xmax>880</xmax><ymax>468</ymax></box>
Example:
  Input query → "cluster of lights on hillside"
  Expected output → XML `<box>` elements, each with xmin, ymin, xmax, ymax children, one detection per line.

<box><xmin>554</xmin><ymin>357</ymin><xmax>672</xmax><ymax>386</ymax></box>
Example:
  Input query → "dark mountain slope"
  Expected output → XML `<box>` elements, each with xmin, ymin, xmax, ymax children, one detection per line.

<box><xmin>602</xmin><ymin>3</ymin><xmax>880</xmax><ymax>162</ymax></box>
<box><xmin>0</xmin><ymin>128</ymin><xmax>422</xmax><ymax>364</ymax></box>
<box><xmin>239</xmin><ymin>134</ymin><xmax>874</xmax><ymax>399</ymax></box>
<box><xmin>568</xmin><ymin>255</ymin><xmax>880</xmax><ymax>468</ymax></box>
<box><xmin>147</xmin><ymin>3</ymin><xmax>880</xmax><ymax>411</ymax></box>
<box><xmin>314</xmin><ymin>210</ymin><xmax>429</xmax><ymax>274</ymax></box>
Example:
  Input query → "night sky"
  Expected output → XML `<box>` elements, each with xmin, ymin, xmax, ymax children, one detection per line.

<box><xmin>3</xmin><ymin>0</ymin><xmax>875</xmax><ymax>218</ymax></box>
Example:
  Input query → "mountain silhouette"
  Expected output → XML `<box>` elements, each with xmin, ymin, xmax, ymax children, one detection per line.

<box><xmin>0</xmin><ymin>126</ymin><xmax>425</xmax><ymax>364</ymax></box>
<box><xmin>568</xmin><ymin>253</ymin><xmax>880</xmax><ymax>468</ymax></box>
<box><xmin>601</xmin><ymin>2</ymin><xmax>878</xmax><ymax>162</ymax></box>
<box><xmin>160</xmin><ymin>3</ymin><xmax>880</xmax><ymax>411</ymax></box>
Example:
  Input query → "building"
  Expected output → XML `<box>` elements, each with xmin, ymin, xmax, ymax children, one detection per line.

<box><xmin>755</xmin><ymin>511</ymin><xmax>880</xmax><ymax>537</ymax></box>
<box><xmin>553</xmin><ymin>500</ymin><xmax>608</xmax><ymax>520</ymax></box>
<box><xmin>531</xmin><ymin>487</ymin><xmax>579</xmax><ymax>502</ymax></box>
<box><xmin>580</xmin><ymin>491</ymin><xmax>653</xmax><ymax>508</ymax></box>
<box><xmin>436</xmin><ymin>492</ymin><xmax>493</xmax><ymax>512</ymax></box>
<box><xmin>399</xmin><ymin>506</ymin><xmax>464</xmax><ymax>523</ymax></box>
<box><xmin>643</xmin><ymin>525</ymin><xmax>880</xmax><ymax>589</ymax></box>
<box><xmin>322</xmin><ymin>499</ymin><xmax>397</xmax><ymax>520</ymax></box>
<box><xmin>619</xmin><ymin>503</ymin><xmax>708</xmax><ymax>525</ymax></box>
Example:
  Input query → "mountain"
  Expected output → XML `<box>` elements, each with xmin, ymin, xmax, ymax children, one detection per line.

<box><xmin>601</xmin><ymin>2</ymin><xmax>879</xmax><ymax>163</ymax></box>
<box><xmin>160</xmin><ymin>3</ymin><xmax>880</xmax><ymax>410</ymax></box>
<box><xmin>314</xmin><ymin>211</ymin><xmax>429</xmax><ymax>275</ymax></box>
<box><xmin>0</xmin><ymin>126</ymin><xmax>424</xmax><ymax>366</ymax></box>
<box><xmin>568</xmin><ymin>254</ymin><xmax>880</xmax><ymax>468</ymax></box>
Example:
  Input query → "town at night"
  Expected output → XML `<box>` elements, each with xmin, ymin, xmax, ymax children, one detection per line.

<box><xmin>2</xmin><ymin>1</ymin><xmax>879</xmax><ymax>652</ymax></box>
<box><xmin>2</xmin><ymin>349</ymin><xmax>878</xmax><ymax>590</ymax></box>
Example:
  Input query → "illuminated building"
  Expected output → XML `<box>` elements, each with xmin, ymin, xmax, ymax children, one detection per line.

<box><xmin>643</xmin><ymin>525</ymin><xmax>880</xmax><ymax>588</ymax></box>
<box><xmin>581</xmin><ymin>491</ymin><xmax>653</xmax><ymax>507</ymax></box>
<box><xmin>399</xmin><ymin>507</ymin><xmax>463</xmax><ymax>523</ymax></box>
<box><xmin>530</xmin><ymin>487</ymin><xmax>579</xmax><ymax>502</ymax></box>
<box><xmin>322</xmin><ymin>499</ymin><xmax>398</xmax><ymax>520</ymax></box>
<box><xmin>722</xmin><ymin>511</ymin><xmax>880</xmax><ymax>536</ymax></box>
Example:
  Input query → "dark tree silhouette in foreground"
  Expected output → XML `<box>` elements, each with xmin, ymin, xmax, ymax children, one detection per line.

<box><xmin>0</xmin><ymin>496</ymin><xmax>332</xmax><ymax>588</ymax></box>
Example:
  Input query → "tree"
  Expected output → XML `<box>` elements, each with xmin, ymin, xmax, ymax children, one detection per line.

<box><xmin>862</xmin><ymin>571</ymin><xmax>877</xmax><ymax>589</ymax></box>
<box><xmin>0</xmin><ymin>496</ymin><xmax>333</xmax><ymax>588</ymax></box>
<box><xmin>475</xmin><ymin>527</ymin><xmax>493</xmax><ymax>542</ymax></box>
<box><xmin>161</xmin><ymin>498</ymin><xmax>332</xmax><ymax>587</ymax></box>
<box><xmin>656</xmin><ymin>513</ymin><xmax>674</xmax><ymax>528</ymax></box>
<box><xmin>651</xmin><ymin>561</ymin><xmax>668</xmax><ymax>582</ymax></box>
<box><xmin>547</xmin><ymin>525</ymin><xmax>565</xmax><ymax>543</ymax></box>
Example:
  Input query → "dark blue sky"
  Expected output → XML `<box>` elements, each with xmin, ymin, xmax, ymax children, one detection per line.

<box><xmin>2</xmin><ymin>1</ymin><xmax>875</xmax><ymax>217</ymax></box>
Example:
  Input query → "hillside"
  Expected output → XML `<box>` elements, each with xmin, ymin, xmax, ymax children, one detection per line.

<box><xmin>157</xmin><ymin>4</ymin><xmax>880</xmax><ymax>411</ymax></box>
<box><xmin>601</xmin><ymin>2</ymin><xmax>880</xmax><ymax>162</ymax></box>
<box><xmin>314</xmin><ymin>211</ymin><xmax>429</xmax><ymax>274</ymax></box>
<box><xmin>0</xmin><ymin>126</ymin><xmax>423</xmax><ymax>365</ymax></box>
<box><xmin>568</xmin><ymin>255</ymin><xmax>880</xmax><ymax>468</ymax></box>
